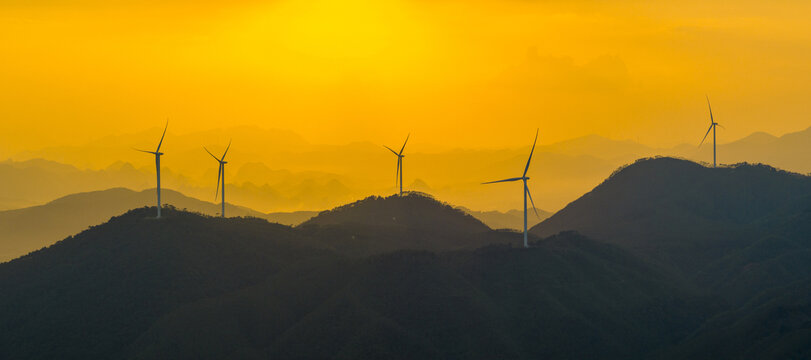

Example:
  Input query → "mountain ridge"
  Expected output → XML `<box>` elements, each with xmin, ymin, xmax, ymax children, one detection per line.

<box><xmin>0</xmin><ymin>187</ymin><xmax>265</xmax><ymax>262</ymax></box>
<box><xmin>0</xmin><ymin>209</ymin><xmax>710</xmax><ymax>359</ymax></box>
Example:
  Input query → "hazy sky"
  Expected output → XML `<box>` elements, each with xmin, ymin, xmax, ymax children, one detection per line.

<box><xmin>2</xmin><ymin>0</ymin><xmax>810</xmax><ymax>155</ymax></box>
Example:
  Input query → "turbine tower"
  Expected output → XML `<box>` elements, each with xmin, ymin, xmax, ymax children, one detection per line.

<box><xmin>700</xmin><ymin>96</ymin><xmax>723</xmax><ymax>167</ymax></box>
<box><xmin>134</xmin><ymin>121</ymin><xmax>168</xmax><ymax>218</ymax></box>
<box><xmin>204</xmin><ymin>140</ymin><xmax>231</xmax><ymax>218</ymax></box>
<box><xmin>483</xmin><ymin>129</ymin><xmax>541</xmax><ymax>248</ymax></box>
<box><xmin>383</xmin><ymin>134</ymin><xmax>409</xmax><ymax>196</ymax></box>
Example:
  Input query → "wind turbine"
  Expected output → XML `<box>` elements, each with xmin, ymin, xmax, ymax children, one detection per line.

<box><xmin>134</xmin><ymin>121</ymin><xmax>168</xmax><ymax>218</ymax></box>
<box><xmin>483</xmin><ymin>129</ymin><xmax>541</xmax><ymax>248</ymax></box>
<box><xmin>204</xmin><ymin>140</ymin><xmax>231</xmax><ymax>218</ymax></box>
<box><xmin>700</xmin><ymin>96</ymin><xmax>724</xmax><ymax>167</ymax></box>
<box><xmin>383</xmin><ymin>134</ymin><xmax>409</xmax><ymax>196</ymax></box>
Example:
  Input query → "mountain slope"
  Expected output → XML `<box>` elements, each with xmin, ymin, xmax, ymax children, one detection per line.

<box><xmin>531</xmin><ymin>157</ymin><xmax>811</xmax><ymax>273</ymax></box>
<box><xmin>692</xmin><ymin>193</ymin><xmax>811</xmax><ymax>303</ymax></box>
<box><xmin>77</xmin><ymin>232</ymin><xmax>708</xmax><ymax>360</ymax></box>
<box><xmin>0</xmin><ymin>187</ymin><xmax>267</xmax><ymax>262</ymax></box>
<box><xmin>0</xmin><ymin>207</ymin><xmax>331</xmax><ymax>360</ymax></box>
<box><xmin>667</xmin><ymin>277</ymin><xmax>811</xmax><ymax>360</ymax></box>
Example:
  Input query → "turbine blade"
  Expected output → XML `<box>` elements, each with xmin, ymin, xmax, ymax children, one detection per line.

<box><xmin>706</xmin><ymin>95</ymin><xmax>714</xmax><ymax>124</ymax></box>
<box><xmin>396</xmin><ymin>157</ymin><xmax>401</xmax><ymax>187</ymax></box>
<box><xmin>215</xmin><ymin>163</ymin><xmax>222</xmax><ymax>201</ymax></box>
<box><xmin>523</xmin><ymin>128</ymin><xmax>539</xmax><ymax>177</ymax></box>
<box><xmin>715</xmin><ymin>123</ymin><xmax>725</xmax><ymax>130</ymax></box>
<box><xmin>203</xmin><ymin>146</ymin><xmax>220</xmax><ymax>161</ymax></box>
<box><xmin>156</xmin><ymin>120</ymin><xmax>168</xmax><ymax>152</ymax></box>
<box><xmin>383</xmin><ymin>145</ymin><xmax>399</xmax><ymax>156</ymax></box>
<box><xmin>399</xmin><ymin>133</ymin><xmax>410</xmax><ymax>155</ymax></box>
<box><xmin>525</xmin><ymin>185</ymin><xmax>541</xmax><ymax>219</ymax></box>
<box><xmin>482</xmin><ymin>177</ymin><xmax>523</xmax><ymax>184</ymax></box>
<box><xmin>221</xmin><ymin>139</ymin><xmax>232</xmax><ymax>161</ymax></box>
<box><xmin>699</xmin><ymin>124</ymin><xmax>713</xmax><ymax>147</ymax></box>
<box><xmin>133</xmin><ymin>147</ymin><xmax>158</xmax><ymax>155</ymax></box>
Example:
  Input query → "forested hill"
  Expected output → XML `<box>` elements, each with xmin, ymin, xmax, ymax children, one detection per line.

<box><xmin>532</xmin><ymin>157</ymin><xmax>811</xmax><ymax>273</ymax></box>
<box><xmin>0</xmin><ymin>208</ymin><xmax>710</xmax><ymax>359</ymax></box>
<box><xmin>2</xmin><ymin>159</ymin><xmax>810</xmax><ymax>359</ymax></box>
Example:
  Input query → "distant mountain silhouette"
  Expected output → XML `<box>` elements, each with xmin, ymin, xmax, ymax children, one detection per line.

<box><xmin>729</xmin><ymin>131</ymin><xmax>778</xmax><ymax>146</ymax></box>
<box><xmin>539</xmin><ymin>133</ymin><xmax>654</xmax><ymax>161</ymax></box>
<box><xmin>0</xmin><ymin>188</ymin><xmax>268</xmax><ymax>262</ymax></box>
<box><xmin>0</xmin><ymin>158</ymin><xmax>355</xmax><ymax>213</ymax></box>
<box><xmin>408</xmin><ymin>178</ymin><xmax>433</xmax><ymax>193</ymax></box>
<box><xmin>9</xmin><ymin>125</ymin><xmax>811</xmax><ymax>213</ymax></box>
<box><xmin>265</xmin><ymin>210</ymin><xmax>319</xmax><ymax>226</ymax></box>
<box><xmin>533</xmin><ymin>157</ymin><xmax>811</xmax><ymax>271</ymax></box>
<box><xmin>0</xmin><ymin>209</ymin><xmax>710</xmax><ymax>359</ymax></box>
<box><xmin>0</xmin><ymin>158</ymin><xmax>152</xmax><ymax>210</ymax></box>
<box><xmin>459</xmin><ymin>206</ymin><xmax>552</xmax><ymax>230</ymax></box>
<box><xmin>688</xmin><ymin>125</ymin><xmax>811</xmax><ymax>173</ymax></box>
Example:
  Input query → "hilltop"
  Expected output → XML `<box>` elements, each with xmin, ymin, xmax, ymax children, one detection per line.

<box><xmin>0</xmin><ymin>187</ymin><xmax>268</xmax><ymax>262</ymax></box>
<box><xmin>303</xmin><ymin>192</ymin><xmax>489</xmax><ymax>233</ymax></box>
<box><xmin>532</xmin><ymin>157</ymin><xmax>811</xmax><ymax>271</ymax></box>
<box><xmin>299</xmin><ymin>192</ymin><xmax>511</xmax><ymax>255</ymax></box>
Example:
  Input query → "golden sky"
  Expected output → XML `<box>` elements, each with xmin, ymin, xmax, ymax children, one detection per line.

<box><xmin>2</xmin><ymin>0</ymin><xmax>811</xmax><ymax>155</ymax></box>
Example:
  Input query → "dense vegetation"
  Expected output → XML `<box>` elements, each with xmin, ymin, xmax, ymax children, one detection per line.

<box><xmin>1</xmin><ymin>158</ymin><xmax>809</xmax><ymax>359</ymax></box>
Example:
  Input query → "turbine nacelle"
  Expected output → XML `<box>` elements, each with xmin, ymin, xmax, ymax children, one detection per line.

<box><xmin>384</xmin><ymin>134</ymin><xmax>410</xmax><ymax>195</ymax></box>
<box><xmin>204</xmin><ymin>140</ymin><xmax>232</xmax><ymax>217</ymax></box>
<box><xmin>133</xmin><ymin>120</ymin><xmax>168</xmax><ymax>219</ymax></box>
<box><xmin>701</xmin><ymin>96</ymin><xmax>724</xmax><ymax>168</ymax></box>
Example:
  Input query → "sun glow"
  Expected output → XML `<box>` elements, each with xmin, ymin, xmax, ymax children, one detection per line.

<box><xmin>217</xmin><ymin>0</ymin><xmax>435</xmax><ymax>84</ymax></box>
